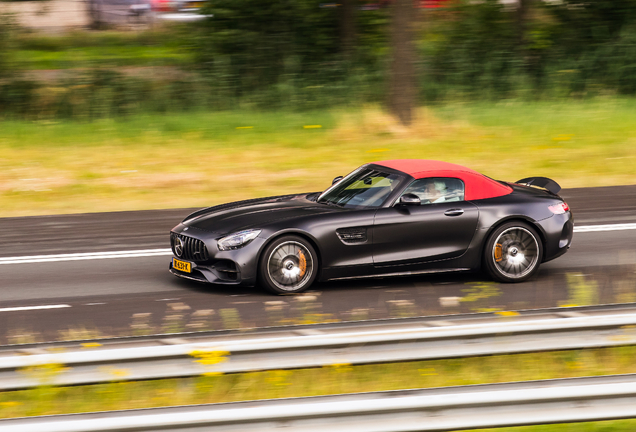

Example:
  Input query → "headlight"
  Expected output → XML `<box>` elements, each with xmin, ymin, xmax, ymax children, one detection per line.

<box><xmin>217</xmin><ymin>229</ymin><xmax>261</xmax><ymax>251</ymax></box>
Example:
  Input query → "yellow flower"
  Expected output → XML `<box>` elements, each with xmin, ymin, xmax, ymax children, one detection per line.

<box><xmin>496</xmin><ymin>311</ymin><xmax>519</xmax><ymax>317</ymax></box>
<box><xmin>190</xmin><ymin>350</ymin><xmax>230</xmax><ymax>366</ymax></box>
<box><xmin>82</xmin><ymin>342</ymin><xmax>102</xmax><ymax>348</ymax></box>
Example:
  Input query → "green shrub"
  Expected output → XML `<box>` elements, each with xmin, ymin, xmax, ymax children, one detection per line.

<box><xmin>421</xmin><ymin>0</ymin><xmax>636</xmax><ymax>99</ymax></box>
<box><xmin>5</xmin><ymin>1</ymin><xmax>636</xmax><ymax>118</ymax></box>
<box><xmin>0</xmin><ymin>14</ymin><xmax>13</xmax><ymax>79</ymax></box>
<box><xmin>0</xmin><ymin>80</ymin><xmax>40</xmax><ymax>117</ymax></box>
<box><xmin>191</xmin><ymin>0</ymin><xmax>390</xmax><ymax>109</ymax></box>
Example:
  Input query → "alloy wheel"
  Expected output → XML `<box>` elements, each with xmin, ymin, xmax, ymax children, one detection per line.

<box><xmin>267</xmin><ymin>241</ymin><xmax>314</xmax><ymax>292</ymax></box>
<box><xmin>492</xmin><ymin>227</ymin><xmax>539</xmax><ymax>279</ymax></box>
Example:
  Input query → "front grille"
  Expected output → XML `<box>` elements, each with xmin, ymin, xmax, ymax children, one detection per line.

<box><xmin>171</xmin><ymin>232</ymin><xmax>209</xmax><ymax>262</ymax></box>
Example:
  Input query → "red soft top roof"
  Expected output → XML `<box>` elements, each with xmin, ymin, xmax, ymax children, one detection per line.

<box><xmin>372</xmin><ymin>159</ymin><xmax>512</xmax><ymax>201</ymax></box>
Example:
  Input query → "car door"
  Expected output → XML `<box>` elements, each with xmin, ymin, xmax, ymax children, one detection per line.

<box><xmin>312</xmin><ymin>167</ymin><xmax>407</xmax><ymax>280</ymax></box>
<box><xmin>312</xmin><ymin>208</ymin><xmax>378</xmax><ymax>269</ymax></box>
<box><xmin>372</xmin><ymin>177</ymin><xmax>479</xmax><ymax>267</ymax></box>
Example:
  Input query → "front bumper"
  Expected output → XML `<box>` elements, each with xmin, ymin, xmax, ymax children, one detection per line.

<box><xmin>168</xmin><ymin>226</ymin><xmax>265</xmax><ymax>286</ymax></box>
<box><xmin>169</xmin><ymin>256</ymin><xmax>256</xmax><ymax>286</ymax></box>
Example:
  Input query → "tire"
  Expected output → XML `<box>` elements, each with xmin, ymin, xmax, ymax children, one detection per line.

<box><xmin>483</xmin><ymin>221</ymin><xmax>543</xmax><ymax>283</ymax></box>
<box><xmin>258</xmin><ymin>235</ymin><xmax>318</xmax><ymax>294</ymax></box>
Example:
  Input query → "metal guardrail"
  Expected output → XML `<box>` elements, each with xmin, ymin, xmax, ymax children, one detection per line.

<box><xmin>2</xmin><ymin>374</ymin><xmax>636</xmax><ymax>432</ymax></box>
<box><xmin>2</xmin><ymin>305</ymin><xmax>636</xmax><ymax>390</ymax></box>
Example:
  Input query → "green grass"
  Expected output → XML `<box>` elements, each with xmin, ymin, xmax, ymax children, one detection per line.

<box><xmin>1</xmin><ymin>100</ymin><xmax>635</xmax><ymax>217</ymax></box>
<box><xmin>488</xmin><ymin>423</ymin><xmax>636</xmax><ymax>432</ymax></box>
<box><xmin>8</xmin><ymin>30</ymin><xmax>192</xmax><ymax>70</ymax></box>
<box><xmin>2</xmin><ymin>346</ymin><xmax>636</xmax><ymax>424</ymax></box>
<box><xmin>12</xmin><ymin>46</ymin><xmax>189</xmax><ymax>69</ymax></box>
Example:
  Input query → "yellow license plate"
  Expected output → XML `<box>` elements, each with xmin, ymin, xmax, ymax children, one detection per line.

<box><xmin>172</xmin><ymin>258</ymin><xmax>192</xmax><ymax>273</ymax></box>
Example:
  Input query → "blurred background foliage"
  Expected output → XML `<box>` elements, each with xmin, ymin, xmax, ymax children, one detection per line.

<box><xmin>0</xmin><ymin>14</ymin><xmax>14</xmax><ymax>79</ymax></box>
<box><xmin>3</xmin><ymin>0</ymin><xmax>636</xmax><ymax>119</ymax></box>
<box><xmin>193</xmin><ymin>0</ymin><xmax>390</xmax><ymax>109</ymax></box>
<box><xmin>423</xmin><ymin>0</ymin><xmax>636</xmax><ymax>99</ymax></box>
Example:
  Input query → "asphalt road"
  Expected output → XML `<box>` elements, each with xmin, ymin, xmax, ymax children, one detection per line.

<box><xmin>1</xmin><ymin>185</ymin><xmax>635</xmax><ymax>344</ymax></box>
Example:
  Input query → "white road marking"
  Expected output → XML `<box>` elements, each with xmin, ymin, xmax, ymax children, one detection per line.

<box><xmin>0</xmin><ymin>223</ymin><xmax>634</xmax><ymax>266</ymax></box>
<box><xmin>0</xmin><ymin>248</ymin><xmax>172</xmax><ymax>265</ymax></box>
<box><xmin>574</xmin><ymin>223</ymin><xmax>636</xmax><ymax>233</ymax></box>
<box><xmin>0</xmin><ymin>304</ymin><xmax>71</xmax><ymax>312</ymax></box>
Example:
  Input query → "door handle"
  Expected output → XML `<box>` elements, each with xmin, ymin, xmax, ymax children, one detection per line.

<box><xmin>444</xmin><ymin>209</ymin><xmax>464</xmax><ymax>216</ymax></box>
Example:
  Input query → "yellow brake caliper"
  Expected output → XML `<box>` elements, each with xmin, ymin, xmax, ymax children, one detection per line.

<box><xmin>298</xmin><ymin>249</ymin><xmax>307</xmax><ymax>277</ymax></box>
<box><xmin>494</xmin><ymin>243</ymin><xmax>503</xmax><ymax>262</ymax></box>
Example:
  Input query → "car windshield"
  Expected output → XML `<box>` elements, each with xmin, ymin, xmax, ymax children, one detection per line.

<box><xmin>318</xmin><ymin>168</ymin><xmax>404</xmax><ymax>209</ymax></box>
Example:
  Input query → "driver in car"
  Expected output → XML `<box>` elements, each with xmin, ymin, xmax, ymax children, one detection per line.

<box><xmin>422</xmin><ymin>181</ymin><xmax>447</xmax><ymax>204</ymax></box>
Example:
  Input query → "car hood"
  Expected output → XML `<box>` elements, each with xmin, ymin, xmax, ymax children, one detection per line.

<box><xmin>181</xmin><ymin>193</ymin><xmax>334</xmax><ymax>235</ymax></box>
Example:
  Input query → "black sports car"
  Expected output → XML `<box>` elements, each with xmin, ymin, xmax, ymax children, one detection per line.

<box><xmin>169</xmin><ymin>159</ymin><xmax>573</xmax><ymax>294</ymax></box>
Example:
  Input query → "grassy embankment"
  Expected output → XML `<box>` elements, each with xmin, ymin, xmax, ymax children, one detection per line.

<box><xmin>1</xmin><ymin>100</ymin><xmax>636</xmax><ymax>217</ymax></box>
<box><xmin>2</xmin><ymin>345</ymin><xmax>636</xmax><ymax>432</ymax></box>
<box><xmin>7</xmin><ymin>30</ymin><xmax>191</xmax><ymax>70</ymax></box>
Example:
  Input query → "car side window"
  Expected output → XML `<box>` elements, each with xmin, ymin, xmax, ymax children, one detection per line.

<box><xmin>400</xmin><ymin>178</ymin><xmax>465</xmax><ymax>205</ymax></box>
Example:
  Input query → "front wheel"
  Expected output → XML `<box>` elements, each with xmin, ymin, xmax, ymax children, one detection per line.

<box><xmin>259</xmin><ymin>235</ymin><xmax>318</xmax><ymax>294</ymax></box>
<box><xmin>483</xmin><ymin>221</ymin><xmax>543</xmax><ymax>283</ymax></box>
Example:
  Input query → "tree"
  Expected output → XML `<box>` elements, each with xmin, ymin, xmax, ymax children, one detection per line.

<box><xmin>387</xmin><ymin>0</ymin><xmax>416</xmax><ymax>126</ymax></box>
<box><xmin>340</xmin><ymin>0</ymin><xmax>356</xmax><ymax>59</ymax></box>
<box><xmin>0</xmin><ymin>14</ymin><xmax>10</xmax><ymax>79</ymax></box>
<box><xmin>516</xmin><ymin>0</ymin><xmax>541</xmax><ymax>81</ymax></box>
<box><xmin>196</xmin><ymin>0</ymin><xmax>340</xmax><ymax>95</ymax></box>
<box><xmin>516</xmin><ymin>0</ymin><xmax>530</xmax><ymax>48</ymax></box>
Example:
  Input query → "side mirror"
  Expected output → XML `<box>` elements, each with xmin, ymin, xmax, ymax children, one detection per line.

<box><xmin>332</xmin><ymin>176</ymin><xmax>344</xmax><ymax>185</ymax></box>
<box><xmin>398</xmin><ymin>193</ymin><xmax>421</xmax><ymax>206</ymax></box>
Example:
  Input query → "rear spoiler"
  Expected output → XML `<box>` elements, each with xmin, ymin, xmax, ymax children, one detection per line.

<box><xmin>516</xmin><ymin>177</ymin><xmax>561</xmax><ymax>195</ymax></box>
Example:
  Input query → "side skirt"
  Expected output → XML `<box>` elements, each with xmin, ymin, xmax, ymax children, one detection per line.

<box><xmin>327</xmin><ymin>268</ymin><xmax>471</xmax><ymax>281</ymax></box>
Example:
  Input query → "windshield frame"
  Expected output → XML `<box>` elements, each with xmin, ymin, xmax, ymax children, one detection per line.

<box><xmin>317</xmin><ymin>165</ymin><xmax>408</xmax><ymax>209</ymax></box>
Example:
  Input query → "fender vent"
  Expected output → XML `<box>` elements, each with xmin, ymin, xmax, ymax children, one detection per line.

<box><xmin>337</xmin><ymin>227</ymin><xmax>367</xmax><ymax>244</ymax></box>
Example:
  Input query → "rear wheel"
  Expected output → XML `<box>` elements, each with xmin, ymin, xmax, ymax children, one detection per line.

<box><xmin>259</xmin><ymin>235</ymin><xmax>318</xmax><ymax>294</ymax></box>
<box><xmin>484</xmin><ymin>221</ymin><xmax>543</xmax><ymax>283</ymax></box>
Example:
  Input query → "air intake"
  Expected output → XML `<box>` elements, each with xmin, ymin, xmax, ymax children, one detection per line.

<box><xmin>336</xmin><ymin>227</ymin><xmax>368</xmax><ymax>244</ymax></box>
